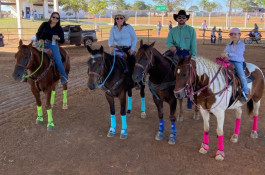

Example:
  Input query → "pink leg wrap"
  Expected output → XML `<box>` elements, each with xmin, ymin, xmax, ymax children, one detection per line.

<box><xmin>234</xmin><ymin>118</ymin><xmax>241</xmax><ymax>135</ymax></box>
<box><xmin>252</xmin><ymin>116</ymin><xmax>258</xmax><ymax>131</ymax></box>
<box><xmin>218</xmin><ymin>135</ymin><xmax>224</xmax><ymax>151</ymax></box>
<box><xmin>203</xmin><ymin>131</ymin><xmax>209</xmax><ymax>144</ymax></box>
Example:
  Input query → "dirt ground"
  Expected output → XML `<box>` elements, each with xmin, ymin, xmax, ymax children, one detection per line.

<box><xmin>0</xmin><ymin>38</ymin><xmax>265</xmax><ymax>175</ymax></box>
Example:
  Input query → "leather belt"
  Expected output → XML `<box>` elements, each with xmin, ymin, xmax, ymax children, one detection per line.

<box><xmin>116</xmin><ymin>46</ymin><xmax>131</xmax><ymax>49</ymax></box>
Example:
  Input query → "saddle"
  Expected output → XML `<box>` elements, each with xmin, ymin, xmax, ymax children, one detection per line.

<box><xmin>216</xmin><ymin>57</ymin><xmax>253</xmax><ymax>99</ymax></box>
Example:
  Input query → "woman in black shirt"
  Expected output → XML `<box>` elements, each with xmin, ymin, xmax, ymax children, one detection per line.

<box><xmin>36</xmin><ymin>12</ymin><xmax>67</xmax><ymax>84</ymax></box>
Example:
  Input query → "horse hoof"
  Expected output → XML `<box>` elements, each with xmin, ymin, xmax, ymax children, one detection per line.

<box><xmin>215</xmin><ymin>150</ymin><xmax>225</xmax><ymax>161</ymax></box>
<box><xmin>107</xmin><ymin>131</ymin><xmax>115</xmax><ymax>138</ymax></box>
<box><xmin>230</xmin><ymin>134</ymin><xmax>239</xmax><ymax>143</ymax></box>
<box><xmin>51</xmin><ymin>104</ymin><xmax>54</xmax><ymax>108</ymax></box>
<box><xmin>36</xmin><ymin>120</ymin><xmax>43</xmax><ymax>125</ymax></box>
<box><xmin>193</xmin><ymin>115</ymin><xmax>200</xmax><ymax>120</ymax></box>
<box><xmin>155</xmin><ymin>131</ymin><xmax>164</xmax><ymax>141</ymax></box>
<box><xmin>199</xmin><ymin>143</ymin><xmax>209</xmax><ymax>154</ymax></box>
<box><xmin>47</xmin><ymin>126</ymin><xmax>55</xmax><ymax>131</ymax></box>
<box><xmin>177</xmin><ymin>116</ymin><xmax>183</xmax><ymax>122</ymax></box>
<box><xmin>250</xmin><ymin>130</ymin><xmax>258</xmax><ymax>139</ymax></box>
<box><xmin>199</xmin><ymin>147</ymin><xmax>208</xmax><ymax>154</ymax></box>
<box><xmin>120</xmin><ymin>134</ymin><xmax>128</xmax><ymax>139</ymax></box>
<box><xmin>62</xmin><ymin>104</ymin><xmax>68</xmax><ymax>110</ymax></box>
<box><xmin>141</xmin><ymin>112</ymin><xmax>147</xmax><ymax>119</ymax></box>
<box><xmin>168</xmin><ymin>134</ymin><xmax>177</xmax><ymax>145</ymax></box>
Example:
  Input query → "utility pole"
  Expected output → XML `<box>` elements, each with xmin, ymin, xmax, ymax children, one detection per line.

<box><xmin>228</xmin><ymin>0</ymin><xmax>232</xmax><ymax>29</ymax></box>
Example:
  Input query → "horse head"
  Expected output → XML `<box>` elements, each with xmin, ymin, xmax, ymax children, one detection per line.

<box><xmin>12</xmin><ymin>40</ymin><xmax>34</xmax><ymax>81</ymax></box>
<box><xmin>86</xmin><ymin>45</ymin><xmax>105</xmax><ymax>90</ymax></box>
<box><xmin>132</xmin><ymin>40</ymin><xmax>155</xmax><ymax>83</ymax></box>
<box><xmin>174</xmin><ymin>55</ymin><xmax>196</xmax><ymax>99</ymax></box>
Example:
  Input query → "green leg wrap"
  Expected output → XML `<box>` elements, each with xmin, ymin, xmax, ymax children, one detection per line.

<box><xmin>46</xmin><ymin>109</ymin><xmax>54</xmax><ymax>127</ymax></box>
<box><xmin>50</xmin><ymin>90</ymin><xmax>56</xmax><ymax>105</ymax></box>
<box><xmin>36</xmin><ymin>106</ymin><xmax>43</xmax><ymax>122</ymax></box>
<box><xmin>63</xmin><ymin>90</ymin><xmax>67</xmax><ymax>104</ymax></box>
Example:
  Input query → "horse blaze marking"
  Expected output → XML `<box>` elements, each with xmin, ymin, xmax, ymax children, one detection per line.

<box><xmin>177</xmin><ymin>69</ymin><xmax>180</xmax><ymax>74</ymax></box>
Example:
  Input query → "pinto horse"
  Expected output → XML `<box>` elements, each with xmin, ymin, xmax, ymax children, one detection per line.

<box><xmin>174</xmin><ymin>55</ymin><xmax>264</xmax><ymax>160</ymax></box>
<box><xmin>132</xmin><ymin>40</ymin><xmax>200</xmax><ymax>145</ymax></box>
<box><xmin>12</xmin><ymin>40</ymin><xmax>70</xmax><ymax>131</ymax></box>
<box><xmin>86</xmin><ymin>46</ymin><xmax>146</xmax><ymax>139</ymax></box>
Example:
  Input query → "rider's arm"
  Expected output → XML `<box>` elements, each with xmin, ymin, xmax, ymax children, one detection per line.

<box><xmin>190</xmin><ymin>28</ymin><xmax>197</xmax><ymax>57</ymax></box>
<box><xmin>129</xmin><ymin>25</ymin><xmax>137</xmax><ymax>51</ymax></box>
<box><xmin>108</xmin><ymin>27</ymin><xmax>115</xmax><ymax>47</ymax></box>
<box><xmin>166</xmin><ymin>29</ymin><xmax>174</xmax><ymax>49</ymax></box>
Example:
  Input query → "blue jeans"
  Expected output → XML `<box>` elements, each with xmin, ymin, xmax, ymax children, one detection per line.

<box><xmin>230</xmin><ymin>61</ymin><xmax>248</xmax><ymax>95</ymax></box>
<box><xmin>211</xmin><ymin>35</ymin><xmax>216</xmax><ymax>43</ymax></box>
<box><xmin>45</xmin><ymin>43</ymin><xmax>67</xmax><ymax>83</ymax></box>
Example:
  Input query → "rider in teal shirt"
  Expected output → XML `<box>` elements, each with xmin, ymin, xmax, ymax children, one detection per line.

<box><xmin>166</xmin><ymin>10</ymin><xmax>197</xmax><ymax>57</ymax></box>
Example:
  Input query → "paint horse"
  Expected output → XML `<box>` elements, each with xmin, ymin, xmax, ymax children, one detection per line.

<box><xmin>12</xmin><ymin>40</ymin><xmax>70</xmax><ymax>131</ymax></box>
<box><xmin>86</xmin><ymin>46</ymin><xmax>146</xmax><ymax>139</ymax></box>
<box><xmin>132</xmin><ymin>40</ymin><xmax>200</xmax><ymax>145</ymax></box>
<box><xmin>174</xmin><ymin>55</ymin><xmax>264</xmax><ymax>160</ymax></box>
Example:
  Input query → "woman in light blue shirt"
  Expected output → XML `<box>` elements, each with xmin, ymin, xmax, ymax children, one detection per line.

<box><xmin>108</xmin><ymin>12</ymin><xmax>137</xmax><ymax>88</ymax></box>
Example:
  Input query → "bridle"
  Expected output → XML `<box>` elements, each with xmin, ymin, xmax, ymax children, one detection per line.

<box><xmin>88</xmin><ymin>53</ymin><xmax>105</xmax><ymax>84</ymax></box>
<box><xmin>16</xmin><ymin>47</ymin><xmax>33</xmax><ymax>69</ymax></box>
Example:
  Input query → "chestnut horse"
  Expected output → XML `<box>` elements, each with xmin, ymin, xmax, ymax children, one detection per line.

<box><xmin>132</xmin><ymin>40</ymin><xmax>200</xmax><ymax>145</ymax></box>
<box><xmin>12</xmin><ymin>40</ymin><xmax>70</xmax><ymax>131</ymax></box>
<box><xmin>174</xmin><ymin>55</ymin><xmax>264</xmax><ymax>160</ymax></box>
<box><xmin>86</xmin><ymin>46</ymin><xmax>146</xmax><ymax>140</ymax></box>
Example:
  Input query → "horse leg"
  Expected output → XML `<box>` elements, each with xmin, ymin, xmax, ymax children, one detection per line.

<box><xmin>44</xmin><ymin>89</ymin><xmax>54</xmax><ymax>131</ymax></box>
<box><xmin>126</xmin><ymin>88</ymin><xmax>132</xmax><ymax>117</ymax></box>
<box><xmin>62</xmin><ymin>83</ymin><xmax>68</xmax><ymax>110</ymax></box>
<box><xmin>215</xmin><ymin>111</ymin><xmax>225</xmax><ymax>161</ymax></box>
<box><xmin>230</xmin><ymin>107</ymin><xmax>242</xmax><ymax>143</ymax></box>
<box><xmin>50</xmin><ymin>85</ymin><xmax>56</xmax><ymax>108</ymax></box>
<box><xmin>106</xmin><ymin>94</ymin><xmax>116</xmax><ymax>137</ymax></box>
<box><xmin>153</xmin><ymin>97</ymin><xmax>164</xmax><ymax>141</ymax></box>
<box><xmin>193</xmin><ymin>95</ymin><xmax>200</xmax><ymax>120</ymax></box>
<box><xmin>140</xmin><ymin>85</ymin><xmax>147</xmax><ymax>118</ymax></box>
<box><xmin>120</xmin><ymin>91</ymin><xmax>128</xmax><ymax>139</ymax></box>
<box><xmin>199</xmin><ymin>109</ymin><xmax>210</xmax><ymax>154</ymax></box>
<box><xmin>250</xmin><ymin>100</ymin><xmax>260</xmax><ymax>139</ymax></box>
<box><xmin>168</xmin><ymin>98</ymin><xmax>177</xmax><ymax>145</ymax></box>
<box><xmin>177</xmin><ymin>99</ymin><xmax>183</xmax><ymax>122</ymax></box>
<box><xmin>31</xmin><ymin>85</ymin><xmax>43</xmax><ymax>125</ymax></box>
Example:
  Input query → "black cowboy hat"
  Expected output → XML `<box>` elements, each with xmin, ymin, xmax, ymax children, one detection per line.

<box><xmin>173</xmin><ymin>10</ymin><xmax>190</xmax><ymax>21</ymax></box>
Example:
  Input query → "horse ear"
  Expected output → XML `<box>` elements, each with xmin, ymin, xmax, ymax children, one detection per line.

<box><xmin>28</xmin><ymin>41</ymin><xmax>33</xmax><ymax>47</ymax></box>
<box><xmin>99</xmin><ymin>46</ymin><xmax>104</xmax><ymax>53</ymax></box>
<box><xmin>150</xmin><ymin>41</ymin><xmax>155</xmax><ymax>48</ymax></box>
<box><xmin>86</xmin><ymin>45</ymin><xmax>92</xmax><ymax>53</ymax></box>
<box><xmin>19</xmin><ymin>39</ymin><xmax>23</xmax><ymax>47</ymax></box>
<box><xmin>140</xmin><ymin>40</ymin><xmax>143</xmax><ymax>47</ymax></box>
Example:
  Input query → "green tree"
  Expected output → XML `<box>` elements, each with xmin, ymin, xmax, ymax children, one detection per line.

<box><xmin>87</xmin><ymin>0</ymin><xmax>108</xmax><ymax>15</ymax></box>
<box><xmin>199</xmin><ymin>0</ymin><xmax>221</xmax><ymax>12</ymax></box>
<box><xmin>131</xmin><ymin>1</ymin><xmax>149</xmax><ymax>10</ymax></box>
<box><xmin>229</xmin><ymin>0</ymin><xmax>259</xmax><ymax>11</ymax></box>
<box><xmin>188</xmin><ymin>5</ymin><xmax>199</xmax><ymax>11</ymax></box>
<box><xmin>109</xmin><ymin>0</ymin><xmax>131</xmax><ymax>10</ymax></box>
<box><xmin>60</xmin><ymin>0</ymin><xmax>88</xmax><ymax>20</ymax></box>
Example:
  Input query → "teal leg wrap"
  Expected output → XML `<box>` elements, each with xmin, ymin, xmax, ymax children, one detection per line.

<box><xmin>127</xmin><ymin>97</ymin><xmax>132</xmax><ymax>110</ymax></box>
<box><xmin>141</xmin><ymin>97</ymin><xmax>145</xmax><ymax>112</ymax></box>
<box><xmin>121</xmin><ymin>115</ymin><xmax>127</xmax><ymax>130</ymax></box>
<box><xmin>110</xmin><ymin>114</ymin><xmax>116</xmax><ymax>130</ymax></box>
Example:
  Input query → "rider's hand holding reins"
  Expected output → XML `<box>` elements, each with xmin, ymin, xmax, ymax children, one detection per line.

<box><xmin>221</xmin><ymin>52</ymin><xmax>229</xmax><ymax>58</ymax></box>
<box><xmin>129</xmin><ymin>49</ymin><xmax>135</xmax><ymax>55</ymax></box>
<box><xmin>170</xmin><ymin>46</ymin><xmax>177</xmax><ymax>52</ymax></box>
<box><xmin>52</xmin><ymin>35</ymin><xmax>60</xmax><ymax>40</ymax></box>
<box><xmin>109</xmin><ymin>46</ymin><xmax>114</xmax><ymax>52</ymax></box>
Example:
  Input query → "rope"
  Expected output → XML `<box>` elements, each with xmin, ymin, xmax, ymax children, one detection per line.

<box><xmin>23</xmin><ymin>43</ymin><xmax>44</xmax><ymax>78</ymax></box>
<box><xmin>98</xmin><ymin>50</ymin><xmax>116</xmax><ymax>88</ymax></box>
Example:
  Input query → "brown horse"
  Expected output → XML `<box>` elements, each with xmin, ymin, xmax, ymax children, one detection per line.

<box><xmin>132</xmin><ymin>40</ymin><xmax>200</xmax><ymax>145</ymax></box>
<box><xmin>12</xmin><ymin>40</ymin><xmax>70</xmax><ymax>131</ymax></box>
<box><xmin>174</xmin><ymin>55</ymin><xmax>264</xmax><ymax>160</ymax></box>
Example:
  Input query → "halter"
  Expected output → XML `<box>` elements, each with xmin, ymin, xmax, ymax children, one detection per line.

<box><xmin>135</xmin><ymin>47</ymin><xmax>154</xmax><ymax>79</ymax></box>
<box><xmin>174</xmin><ymin>58</ymin><xmax>230</xmax><ymax>111</ymax></box>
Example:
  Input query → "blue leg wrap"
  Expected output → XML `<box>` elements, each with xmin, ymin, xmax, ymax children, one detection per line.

<box><xmin>187</xmin><ymin>98</ymin><xmax>192</xmax><ymax>109</ymax></box>
<box><xmin>141</xmin><ymin>97</ymin><xmax>146</xmax><ymax>112</ymax></box>
<box><xmin>110</xmin><ymin>114</ymin><xmax>116</xmax><ymax>129</ymax></box>
<box><xmin>127</xmin><ymin>97</ymin><xmax>132</xmax><ymax>110</ymax></box>
<box><xmin>121</xmin><ymin>115</ymin><xmax>127</xmax><ymax>130</ymax></box>
<box><xmin>171</xmin><ymin>122</ymin><xmax>177</xmax><ymax>134</ymax></box>
<box><xmin>159</xmin><ymin>119</ymin><xmax>165</xmax><ymax>132</ymax></box>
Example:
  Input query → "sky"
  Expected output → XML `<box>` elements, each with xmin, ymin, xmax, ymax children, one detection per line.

<box><xmin>1</xmin><ymin>0</ymin><xmax>229</xmax><ymax>12</ymax></box>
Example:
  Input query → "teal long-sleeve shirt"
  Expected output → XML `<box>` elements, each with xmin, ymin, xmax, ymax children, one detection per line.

<box><xmin>166</xmin><ymin>24</ymin><xmax>197</xmax><ymax>57</ymax></box>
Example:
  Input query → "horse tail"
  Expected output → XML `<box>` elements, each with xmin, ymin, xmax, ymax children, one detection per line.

<box><xmin>247</xmin><ymin>98</ymin><xmax>254</xmax><ymax>115</ymax></box>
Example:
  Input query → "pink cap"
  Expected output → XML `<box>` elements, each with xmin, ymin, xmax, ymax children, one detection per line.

<box><xmin>229</xmin><ymin>28</ymin><xmax>241</xmax><ymax>34</ymax></box>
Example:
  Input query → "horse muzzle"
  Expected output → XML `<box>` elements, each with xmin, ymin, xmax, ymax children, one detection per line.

<box><xmin>12</xmin><ymin>68</ymin><xmax>25</xmax><ymax>81</ymax></box>
<box><xmin>174</xmin><ymin>89</ymin><xmax>186</xmax><ymax>99</ymax></box>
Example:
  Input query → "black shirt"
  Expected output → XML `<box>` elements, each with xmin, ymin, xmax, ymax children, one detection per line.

<box><xmin>36</xmin><ymin>22</ymin><xmax>65</xmax><ymax>44</ymax></box>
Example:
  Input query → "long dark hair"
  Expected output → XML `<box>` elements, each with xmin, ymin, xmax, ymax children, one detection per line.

<box><xmin>48</xmin><ymin>12</ymin><xmax>61</xmax><ymax>27</ymax></box>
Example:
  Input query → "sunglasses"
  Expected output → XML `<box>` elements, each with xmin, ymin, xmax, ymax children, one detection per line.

<box><xmin>177</xmin><ymin>16</ymin><xmax>187</xmax><ymax>20</ymax></box>
<box><xmin>52</xmin><ymin>16</ymin><xmax>60</xmax><ymax>20</ymax></box>
<box><xmin>229</xmin><ymin>33</ymin><xmax>239</xmax><ymax>36</ymax></box>
<box><xmin>115</xmin><ymin>17</ymin><xmax>124</xmax><ymax>20</ymax></box>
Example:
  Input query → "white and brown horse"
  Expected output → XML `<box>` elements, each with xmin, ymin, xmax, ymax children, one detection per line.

<box><xmin>173</xmin><ymin>55</ymin><xmax>264</xmax><ymax>160</ymax></box>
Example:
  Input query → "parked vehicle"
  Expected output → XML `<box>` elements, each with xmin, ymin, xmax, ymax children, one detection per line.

<box><xmin>30</xmin><ymin>25</ymin><xmax>97</xmax><ymax>47</ymax></box>
<box><xmin>0</xmin><ymin>33</ymin><xmax>4</xmax><ymax>47</ymax></box>
<box><xmin>244</xmin><ymin>32</ymin><xmax>262</xmax><ymax>44</ymax></box>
